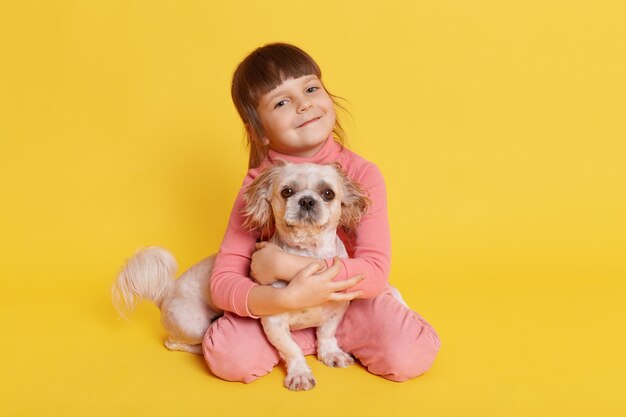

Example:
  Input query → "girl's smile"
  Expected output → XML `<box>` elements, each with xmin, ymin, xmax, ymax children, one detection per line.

<box><xmin>297</xmin><ymin>116</ymin><xmax>322</xmax><ymax>128</ymax></box>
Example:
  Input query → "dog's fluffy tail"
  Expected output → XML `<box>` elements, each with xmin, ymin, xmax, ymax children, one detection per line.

<box><xmin>112</xmin><ymin>247</ymin><xmax>177</xmax><ymax>317</ymax></box>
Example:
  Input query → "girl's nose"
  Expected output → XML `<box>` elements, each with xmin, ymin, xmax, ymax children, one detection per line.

<box><xmin>298</xmin><ymin>100</ymin><xmax>313</xmax><ymax>113</ymax></box>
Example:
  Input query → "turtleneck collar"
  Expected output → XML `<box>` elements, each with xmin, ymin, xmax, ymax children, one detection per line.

<box><xmin>266</xmin><ymin>135</ymin><xmax>342</xmax><ymax>166</ymax></box>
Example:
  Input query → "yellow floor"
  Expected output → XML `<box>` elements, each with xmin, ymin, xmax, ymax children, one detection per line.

<box><xmin>2</xmin><ymin>258</ymin><xmax>624</xmax><ymax>416</ymax></box>
<box><xmin>2</xmin><ymin>1</ymin><xmax>625</xmax><ymax>416</ymax></box>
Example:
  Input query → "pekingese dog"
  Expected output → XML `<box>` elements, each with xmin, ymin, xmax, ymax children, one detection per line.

<box><xmin>112</xmin><ymin>161</ymin><xmax>370</xmax><ymax>390</ymax></box>
<box><xmin>240</xmin><ymin>161</ymin><xmax>370</xmax><ymax>390</ymax></box>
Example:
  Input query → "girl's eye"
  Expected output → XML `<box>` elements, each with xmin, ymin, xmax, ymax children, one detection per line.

<box><xmin>281</xmin><ymin>188</ymin><xmax>294</xmax><ymax>198</ymax></box>
<box><xmin>321</xmin><ymin>189</ymin><xmax>335</xmax><ymax>201</ymax></box>
<box><xmin>306</xmin><ymin>86</ymin><xmax>319</xmax><ymax>93</ymax></box>
<box><xmin>275</xmin><ymin>99</ymin><xmax>288</xmax><ymax>109</ymax></box>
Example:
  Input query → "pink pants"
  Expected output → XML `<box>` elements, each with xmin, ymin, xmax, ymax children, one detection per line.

<box><xmin>202</xmin><ymin>287</ymin><xmax>441</xmax><ymax>383</ymax></box>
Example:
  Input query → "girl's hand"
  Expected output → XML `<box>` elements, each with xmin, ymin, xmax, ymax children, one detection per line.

<box><xmin>251</xmin><ymin>242</ymin><xmax>316</xmax><ymax>284</ymax></box>
<box><xmin>281</xmin><ymin>258</ymin><xmax>364</xmax><ymax>311</ymax></box>
<box><xmin>250</xmin><ymin>242</ymin><xmax>284</xmax><ymax>285</ymax></box>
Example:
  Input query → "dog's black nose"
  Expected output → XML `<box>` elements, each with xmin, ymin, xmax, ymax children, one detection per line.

<box><xmin>298</xmin><ymin>196</ymin><xmax>316</xmax><ymax>211</ymax></box>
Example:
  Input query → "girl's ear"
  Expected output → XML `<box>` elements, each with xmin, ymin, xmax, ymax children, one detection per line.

<box><xmin>241</xmin><ymin>162</ymin><xmax>285</xmax><ymax>237</ymax></box>
<box><xmin>333</xmin><ymin>163</ymin><xmax>371</xmax><ymax>234</ymax></box>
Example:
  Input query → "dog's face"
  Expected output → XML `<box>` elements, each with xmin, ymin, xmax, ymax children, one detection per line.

<box><xmin>242</xmin><ymin>162</ymin><xmax>370</xmax><ymax>241</ymax></box>
<box><xmin>271</xmin><ymin>163</ymin><xmax>343</xmax><ymax>238</ymax></box>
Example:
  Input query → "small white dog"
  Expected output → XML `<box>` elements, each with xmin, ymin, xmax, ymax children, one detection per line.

<box><xmin>241</xmin><ymin>161</ymin><xmax>370</xmax><ymax>390</ymax></box>
<box><xmin>112</xmin><ymin>161</ymin><xmax>370</xmax><ymax>389</ymax></box>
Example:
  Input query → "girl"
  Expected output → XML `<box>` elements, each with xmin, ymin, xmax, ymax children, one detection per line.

<box><xmin>203</xmin><ymin>43</ymin><xmax>440</xmax><ymax>383</ymax></box>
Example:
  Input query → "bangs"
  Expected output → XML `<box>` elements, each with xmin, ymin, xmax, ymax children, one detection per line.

<box><xmin>233</xmin><ymin>43</ymin><xmax>322</xmax><ymax>108</ymax></box>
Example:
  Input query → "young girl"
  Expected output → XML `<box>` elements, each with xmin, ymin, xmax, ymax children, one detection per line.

<box><xmin>202</xmin><ymin>43</ymin><xmax>440</xmax><ymax>383</ymax></box>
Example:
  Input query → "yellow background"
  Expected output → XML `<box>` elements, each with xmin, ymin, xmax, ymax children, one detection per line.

<box><xmin>1</xmin><ymin>1</ymin><xmax>625</xmax><ymax>416</ymax></box>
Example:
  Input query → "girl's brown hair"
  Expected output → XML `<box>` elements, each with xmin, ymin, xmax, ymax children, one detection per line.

<box><xmin>231</xmin><ymin>43</ymin><xmax>346</xmax><ymax>169</ymax></box>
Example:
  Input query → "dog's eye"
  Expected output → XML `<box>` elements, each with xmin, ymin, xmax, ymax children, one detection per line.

<box><xmin>321</xmin><ymin>189</ymin><xmax>335</xmax><ymax>201</ymax></box>
<box><xmin>281</xmin><ymin>188</ymin><xmax>294</xmax><ymax>199</ymax></box>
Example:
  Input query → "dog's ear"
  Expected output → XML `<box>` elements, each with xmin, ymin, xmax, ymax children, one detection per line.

<box><xmin>333</xmin><ymin>163</ymin><xmax>371</xmax><ymax>235</ymax></box>
<box><xmin>241</xmin><ymin>162</ymin><xmax>285</xmax><ymax>237</ymax></box>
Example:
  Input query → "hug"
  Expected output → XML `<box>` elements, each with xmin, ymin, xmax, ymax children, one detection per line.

<box><xmin>113</xmin><ymin>42</ymin><xmax>440</xmax><ymax>390</ymax></box>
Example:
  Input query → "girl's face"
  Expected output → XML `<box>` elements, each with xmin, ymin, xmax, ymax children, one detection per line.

<box><xmin>255</xmin><ymin>75</ymin><xmax>336</xmax><ymax>157</ymax></box>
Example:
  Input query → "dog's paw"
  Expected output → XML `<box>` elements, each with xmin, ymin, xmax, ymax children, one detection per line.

<box><xmin>284</xmin><ymin>371</ymin><xmax>316</xmax><ymax>391</ymax></box>
<box><xmin>164</xmin><ymin>338</ymin><xmax>203</xmax><ymax>355</ymax></box>
<box><xmin>318</xmin><ymin>349</ymin><xmax>354</xmax><ymax>368</ymax></box>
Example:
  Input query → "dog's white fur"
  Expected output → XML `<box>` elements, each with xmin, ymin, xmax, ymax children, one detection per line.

<box><xmin>240</xmin><ymin>161</ymin><xmax>370</xmax><ymax>390</ymax></box>
<box><xmin>111</xmin><ymin>161</ymin><xmax>370</xmax><ymax>389</ymax></box>
<box><xmin>112</xmin><ymin>248</ymin><xmax>221</xmax><ymax>354</ymax></box>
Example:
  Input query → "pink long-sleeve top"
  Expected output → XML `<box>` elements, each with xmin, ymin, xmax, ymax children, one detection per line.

<box><xmin>210</xmin><ymin>136</ymin><xmax>391</xmax><ymax>317</ymax></box>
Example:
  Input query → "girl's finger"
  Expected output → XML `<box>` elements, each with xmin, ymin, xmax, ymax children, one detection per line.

<box><xmin>255</xmin><ymin>242</ymin><xmax>269</xmax><ymax>249</ymax></box>
<box><xmin>295</xmin><ymin>260</ymin><xmax>326</xmax><ymax>277</ymax></box>
<box><xmin>330</xmin><ymin>274</ymin><xmax>365</xmax><ymax>291</ymax></box>
<box><xmin>329</xmin><ymin>290</ymin><xmax>363</xmax><ymax>302</ymax></box>
<box><xmin>314</xmin><ymin>258</ymin><xmax>342</xmax><ymax>279</ymax></box>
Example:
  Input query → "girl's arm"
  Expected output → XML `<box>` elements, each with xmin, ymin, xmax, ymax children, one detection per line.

<box><xmin>209</xmin><ymin>176</ymin><xmax>364</xmax><ymax>318</ymax></box>
<box><xmin>250</xmin><ymin>162</ymin><xmax>391</xmax><ymax>298</ymax></box>
<box><xmin>247</xmin><ymin>259</ymin><xmax>363</xmax><ymax>316</ymax></box>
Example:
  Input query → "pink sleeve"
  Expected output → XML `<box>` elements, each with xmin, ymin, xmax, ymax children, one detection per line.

<box><xmin>209</xmin><ymin>182</ymin><xmax>260</xmax><ymax>318</ymax></box>
<box><xmin>211</xmin><ymin>162</ymin><xmax>391</xmax><ymax>315</ymax></box>
<box><xmin>326</xmin><ymin>163</ymin><xmax>391</xmax><ymax>298</ymax></box>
